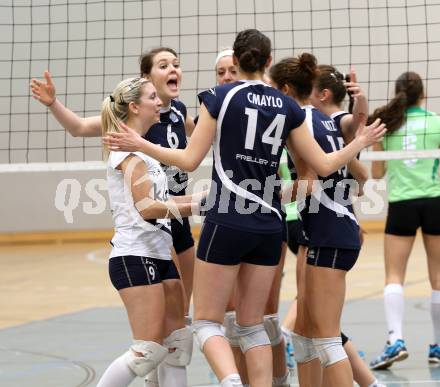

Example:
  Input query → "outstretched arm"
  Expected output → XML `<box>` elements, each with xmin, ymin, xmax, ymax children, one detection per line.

<box><xmin>287</xmin><ymin>118</ymin><xmax>386</xmax><ymax>177</ymax></box>
<box><xmin>30</xmin><ymin>71</ymin><xmax>101</xmax><ymax>137</ymax></box>
<box><xmin>103</xmin><ymin>103</ymin><xmax>216</xmax><ymax>172</ymax></box>
<box><xmin>342</xmin><ymin>68</ymin><xmax>368</xmax><ymax>140</ymax></box>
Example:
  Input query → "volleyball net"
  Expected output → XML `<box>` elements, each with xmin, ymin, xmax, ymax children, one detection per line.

<box><xmin>2</xmin><ymin>0</ymin><xmax>440</xmax><ymax>168</ymax></box>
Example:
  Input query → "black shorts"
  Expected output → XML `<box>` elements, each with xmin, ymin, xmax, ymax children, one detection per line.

<box><xmin>282</xmin><ymin>218</ymin><xmax>288</xmax><ymax>243</ymax></box>
<box><xmin>385</xmin><ymin>196</ymin><xmax>440</xmax><ymax>236</ymax></box>
<box><xmin>306</xmin><ymin>246</ymin><xmax>359</xmax><ymax>271</ymax></box>
<box><xmin>109</xmin><ymin>255</ymin><xmax>180</xmax><ymax>290</ymax></box>
<box><xmin>171</xmin><ymin>217</ymin><xmax>195</xmax><ymax>254</ymax></box>
<box><xmin>197</xmin><ymin>221</ymin><xmax>283</xmax><ymax>266</ymax></box>
<box><xmin>286</xmin><ymin>219</ymin><xmax>301</xmax><ymax>255</ymax></box>
<box><xmin>341</xmin><ymin>331</ymin><xmax>349</xmax><ymax>346</ymax></box>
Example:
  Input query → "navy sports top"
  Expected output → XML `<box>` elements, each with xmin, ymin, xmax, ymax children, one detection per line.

<box><xmin>145</xmin><ymin>99</ymin><xmax>188</xmax><ymax>196</ymax></box>
<box><xmin>299</xmin><ymin>105</ymin><xmax>360</xmax><ymax>249</ymax></box>
<box><xmin>198</xmin><ymin>80</ymin><xmax>305</xmax><ymax>233</ymax></box>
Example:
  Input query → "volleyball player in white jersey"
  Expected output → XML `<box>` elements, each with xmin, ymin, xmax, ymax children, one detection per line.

<box><xmin>103</xmin><ymin>29</ymin><xmax>385</xmax><ymax>387</ymax></box>
<box><xmin>96</xmin><ymin>77</ymin><xmax>200</xmax><ymax>387</ymax></box>
<box><xmin>30</xmin><ymin>48</ymin><xmax>196</xmax><ymax>325</ymax></box>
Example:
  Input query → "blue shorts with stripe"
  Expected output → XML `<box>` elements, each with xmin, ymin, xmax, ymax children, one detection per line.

<box><xmin>197</xmin><ymin>220</ymin><xmax>283</xmax><ymax>266</ymax></box>
<box><xmin>171</xmin><ymin>217</ymin><xmax>195</xmax><ymax>254</ymax></box>
<box><xmin>306</xmin><ymin>246</ymin><xmax>359</xmax><ymax>271</ymax></box>
<box><xmin>109</xmin><ymin>256</ymin><xmax>180</xmax><ymax>290</ymax></box>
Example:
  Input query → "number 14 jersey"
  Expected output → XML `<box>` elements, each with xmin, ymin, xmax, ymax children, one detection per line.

<box><xmin>198</xmin><ymin>80</ymin><xmax>305</xmax><ymax>233</ymax></box>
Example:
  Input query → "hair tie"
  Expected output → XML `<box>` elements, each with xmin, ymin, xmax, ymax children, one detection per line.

<box><xmin>109</xmin><ymin>95</ymin><xmax>114</xmax><ymax>102</ymax></box>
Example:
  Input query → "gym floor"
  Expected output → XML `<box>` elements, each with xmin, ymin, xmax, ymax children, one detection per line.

<box><xmin>0</xmin><ymin>232</ymin><xmax>438</xmax><ymax>386</ymax></box>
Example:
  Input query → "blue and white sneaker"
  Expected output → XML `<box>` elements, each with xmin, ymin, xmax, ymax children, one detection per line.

<box><xmin>285</xmin><ymin>340</ymin><xmax>295</xmax><ymax>370</ymax></box>
<box><xmin>429</xmin><ymin>344</ymin><xmax>440</xmax><ymax>363</ymax></box>
<box><xmin>282</xmin><ymin>329</ymin><xmax>295</xmax><ymax>370</ymax></box>
<box><xmin>370</xmin><ymin>339</ymin><xmax>409</xmax><ymax>370</ymax></box>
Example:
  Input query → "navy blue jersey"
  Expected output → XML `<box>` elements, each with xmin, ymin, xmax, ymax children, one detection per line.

<box><xmin>331</xmin><ymin>110</ymin><xmax>360</xmax><ymax>183</ymax></box>
<box><xmin>299</xmin><ymin>105</ymin><xmax>360</xmax><ymax>249</ymax></box>
<box><xmin>198</xmin><ymin>80</ymin><xmax>306</xmax><ymax>233</ymax></box>
<box><xmin>145</xmin><ymin>99</ymin><xmax>188</xmax><ymax>196</ymax></box>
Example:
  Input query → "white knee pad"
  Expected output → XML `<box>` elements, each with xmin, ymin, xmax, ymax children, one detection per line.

<box><xmin>291</xmin><ymin>333</ymin><xmax>318</xmax><ymax>364</ymax></box>
<box><xmin>223</xmin><ymin>311</ymin><xmax>240</xmax><ymax>347</ymax></box>
<box><xmin>193</xmin><ymin>319</ymin><xmax>225</xmax><ymax>352</ymax></box>
<box><xmin>124</xmin><ymin>340</ymin><xmax>168</xmax><ymax>377</ymax></box>
<box><xmin>312</xmin><ymin>336</ymin><xmax>347</xmax><ymax>367</ymax></box>
<box><xmin>263</xmin><ymin>314</ymin><xmax>283</xmax><ymax>346</ymax></box>
<box><xmin>163</xmin><ymin>327</ymin><xmax>193</xmax><ymax>366</ymax></box>
<box><xmin>235</xmin><ymin>323</ymin><xmax>270</xmax><ymax>353</ymax></box>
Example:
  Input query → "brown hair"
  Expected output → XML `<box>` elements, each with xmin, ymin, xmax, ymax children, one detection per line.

<box><xmin>368</xmin><ymin>71</ymin><xmax>424</xmax><ymax>132</ymax></box>
<box><xmin>315</xmin><ymin>65</ymin><xmax>349</xmax><ymax>107</ymax></box>
<box><xmin>269</xmin><ymin>53</ymin><xmax>318</xmax><ymax>100</ymax></box>
<box><xmin>233</xmin><ymin>29</ymin><xmax>271</xmax><ymax>73</ymax></box>
<box><xmin>139</xmin><ymin>47</ymin><xmax>178</xmax><ymax>77</ymax></box>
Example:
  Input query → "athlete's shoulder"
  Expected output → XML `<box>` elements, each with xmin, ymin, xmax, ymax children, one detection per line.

<box><xmin>171</xmin><ymin>99</ymin><xmax>187</xmax><ymax>115</ymax></box>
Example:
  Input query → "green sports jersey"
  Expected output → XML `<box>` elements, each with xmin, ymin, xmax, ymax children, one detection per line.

<box><xmin>382</xmin><ymin>106</ymin><xmax>440</xmax><ymax>202</ymax></box>
<box><xmin>279</xmin><ymin>149</ymin><xmax>298</xmax><ymax>221</ymax></box>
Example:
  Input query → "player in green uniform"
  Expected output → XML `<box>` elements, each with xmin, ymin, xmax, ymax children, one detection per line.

<box><xmin>370</xmin><ymin>71</ymin><xmax>440</xmax><ymax>369</ymax></box>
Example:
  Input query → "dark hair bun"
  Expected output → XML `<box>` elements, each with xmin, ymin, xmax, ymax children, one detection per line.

<box><xmin>239</xmin><ymin>48</ymin><xmax>263</xmax><ymax>73</ymax></box>
<box><xmin>298</xmin><ymin>53</ymin><xmax>317</xmax><ymax>78</ymax></box>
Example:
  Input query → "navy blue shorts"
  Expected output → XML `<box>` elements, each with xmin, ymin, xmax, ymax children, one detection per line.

<box><xmin>197</xmin><ymin>221</ymin><xmax>283</xmax><ymax>266</ymax></box>
<box><xmin>109</xmin><ymin>255</ymin><xmax>180</xmax><ymax>290</ymax></box>
<box><xmin>386</xmin><ymin>196</ymin><xmax>440</xmax><ymax>236</ymax></box>
<box><xmin>171</xmin><ymin>217</ymin><xmax>195</xmax><ymax>254</ymax></box>
<box><xmin>286</xmin><ymin>219</ymin><xmax>301</xmax><ymax>255</ymax></box>
<box><xmin>306</xmin><ymin>246</ymin><xmax>359</xmax><ymax>271</ymax></box>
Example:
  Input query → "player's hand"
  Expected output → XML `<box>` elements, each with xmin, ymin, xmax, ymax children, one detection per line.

<box><xmin>102</xmin><ymin>121</ymin><xmax>145</xmax><ymax>152</ymax></box>
<box><xmin>30</xmin><ymin>71</ymin><xmax>56</xmax><ymax>107</ymax></box>
<box><xmin>345</xmin><ymin>69</ymin><xmax>365</xmax><ymax>99</ymax></box>
<box><xmin>355</xmin><ymin>117</ymin><xmax>386</xmax><ymax>148</ymax></box>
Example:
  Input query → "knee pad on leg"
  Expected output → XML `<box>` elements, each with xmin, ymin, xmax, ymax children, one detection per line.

<box><xmin>193</xmin><ymin>320</ymin><xmax>225</xmax><ymax>352</ymax></box>
<box><xmin>224</xmin><ymin>311</ymin><xmax>240</xmax><ymax>347</ymax></box>
<box><xmin>312</xmin><ymin>336</ymin><xmax>347</xmax><ymax>367</ymax></box>
<box><xmin>235</xmin><ymin>323</ymin><xmax>270</xmax><ymax>353</ymax></box>
<box><xmin>263</xmin><ymin>314</ymin><xmax>283</xmax><ymax>346</ymax></box>
<box><xmin>163</xmin><ymin>327</ymin><xmax>193</xmax><ymax>366</ymax></box>
<box><xmin>124</xmin><ymin>340</ymin><xmax>168</xmax><ymax>377</ymax></box>
<box><xmin>291</xmin><ymin>333</ymin><xmax>318</xmax><ymax>363</ymax></box>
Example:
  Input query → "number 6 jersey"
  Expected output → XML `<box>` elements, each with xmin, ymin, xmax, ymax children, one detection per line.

<box><xmin>198</xmin><ymin>80</ymin><xmax>305</xmax><ymax>233</ymax></box>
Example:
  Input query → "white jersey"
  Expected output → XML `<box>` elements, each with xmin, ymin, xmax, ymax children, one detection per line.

<box><xmin>107</xmin><ymin>151</ymin><xmax>172</xmax><ymax>260</ymax></box>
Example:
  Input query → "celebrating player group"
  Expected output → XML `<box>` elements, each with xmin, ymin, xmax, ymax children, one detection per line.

<box><xmin>30</xmin><ymin>28</ymin><xmax>440</xmax><ymax>387</ymax></box>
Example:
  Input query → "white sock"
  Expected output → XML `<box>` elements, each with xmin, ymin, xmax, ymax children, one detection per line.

<box><xmin>144</xmin><ymin>368</ymin><xmax>159</xmax><ymax>387</ymax></box>
<box><xmin>431</xmin><ymin>290</ymin><xmax>440</xmax><ymax>345</ymax></box>
<box><xmin>273</xmin><ymin>372</ymin><xmax>290</xmax><ymax>386</ymax></box>
<box><xmin>281</xmin><ymin>325</ymin><xmax>292</xmax><ymax>339</ymax></box>
<box><xmin>384</xmin><ymin>283</ymin><xmax>404</xmax><ymax>344</ymax></box>
<box><xmin>158</xmin><ymin>363</ymin><xmax>187</xmax><ymax>387</ymax></box>
<box><xmin>368</xmin><ymin>379</ymin><xmax>385</xmax><ymax>387</ymax></box>
<box><xmin>96</xmin><ymin>353</ymin><xmax>136</xmax><ymax>387</ymax></box>
<box><xmin>220</xmin><ymin>373</ymin><xmax>243</xmax><ymax>387</ymax></box>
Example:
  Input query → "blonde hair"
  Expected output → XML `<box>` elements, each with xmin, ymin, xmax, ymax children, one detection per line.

<box><xmin>101</xmin><ymin>77</ymin><xmax>149</xmax><ymax>156</ymax></box>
